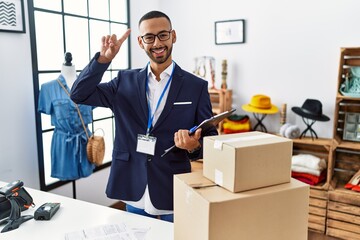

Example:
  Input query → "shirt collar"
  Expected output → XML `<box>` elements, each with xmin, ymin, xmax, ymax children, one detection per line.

<box><xmin>147</xmin><ymin>62</ymin><xmax>174</xmax><ymax>81</ymax></box>
<box><xmin>58</xmin><ymin>75</ymin><xmax>69</xmax><ymax>88</ymax></box>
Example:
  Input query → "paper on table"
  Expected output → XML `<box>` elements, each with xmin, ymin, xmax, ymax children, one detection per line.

<box><xmin>64</xmin><ymin>223</ymin><xmax>139</xmax><ymax>240</ymax></box>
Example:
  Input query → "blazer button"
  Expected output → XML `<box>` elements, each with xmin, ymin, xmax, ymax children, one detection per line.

<box><xmin>147</xmin><ymin>157</ymin><xmax>152</xmax><ymax>162</ymax></box>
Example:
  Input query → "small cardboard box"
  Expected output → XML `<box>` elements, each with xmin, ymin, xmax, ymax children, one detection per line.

<box><xmin>203</xmin><ymin>131</ymin><xmax>292</xmax><ymax>192</ymax></box>
<box><xmin>174</xmin><ymin>172</ymin><xmax>309</xmax><ymax>240</ymax></box>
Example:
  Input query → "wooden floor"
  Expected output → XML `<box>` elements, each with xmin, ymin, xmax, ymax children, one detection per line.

<box><xmin>308</xmin><ymin>231</ymin><xmax>341</xmax><ymax>240</ymax></box>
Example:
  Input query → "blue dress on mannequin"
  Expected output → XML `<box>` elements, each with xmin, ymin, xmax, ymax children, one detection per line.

<box><xmin>38</xmin><ymin>75</ymin><xmax>94</xmax><ymax>180</ymax></box>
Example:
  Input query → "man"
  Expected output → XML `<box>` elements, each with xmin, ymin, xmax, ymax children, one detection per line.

<box><xmin>70</xmin><ymin>10</ymin><xmax>217</xmax><ymax>222</ymax></box>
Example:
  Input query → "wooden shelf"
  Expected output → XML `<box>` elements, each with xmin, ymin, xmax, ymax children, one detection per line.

<box><xmin>327</xmin><ymin>182</ymin><xmax>360</xmax><ymax>239</ymax></box>
<box><xmin>292</xmin><ymin>137</ymin><xmax>332</xmax><ymax>147</ymax></box>
<box><xmin>208</xmin><ymin>88</ymin><xmax>232</xmax><ymax>132</ymax></box>
<box><xmin>334</xmin><ymin>138</ymin><xmax>360</xmax><ymax>151</ymax></box>
<box><xmin>310</xmin><ymin>184</ymin><xmax>329</xmax><ymax>190</ymax></box>
<box><xmin>211</xmin><ymin>107</ymin><xmax>221</xmax><ymax>115</ymax></box>
<box><xmin>282</xmin><ymin>49</ymin><xmax>360</xmax><ymax>236</ymax></box>
<box><xmin>336</xmin><ymin>93</ymin><xmax>360</xmax><ymax>101</ymax></box>
<box><xmin>326</xmin><ymin>47</ymin><xmax>360</xmax><ymax>239</ymax></box>
<box><xmin>208</xmin><ymin>89</ymin><xmax>232</xmax><ymax>113</ymax></box>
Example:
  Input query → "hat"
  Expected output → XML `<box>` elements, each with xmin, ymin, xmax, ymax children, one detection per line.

<box><xmin>291</xmin><ymin>99</ymin><xmax>330</xmax><ymax>122</ymax></box>
<box><xmin>242</xmin><ymin>94</ymin><xmax>279</xmax><ymax>114</ymax></box>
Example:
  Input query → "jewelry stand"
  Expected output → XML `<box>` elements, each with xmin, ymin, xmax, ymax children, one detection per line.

<box><xmin>299</xmin><ymin>117</ymin><xmax>318</xmax><ymax>140</ymax></box>
<box><xmin>252</xmin><ymin>113</ymin><xmax>268</xmax><ymax>132</ymax></box>
<box><xmin>0</xmin><ymin>196</ymin><xmax>33</xmax><ymax>233</ymax></box>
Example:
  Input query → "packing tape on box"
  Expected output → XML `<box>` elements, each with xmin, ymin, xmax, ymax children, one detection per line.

<box><xmin>213</xmin><ymin>134</ymin><xmax>273</xmax><ymax>150</ymax></box>
<box><xmin>185</xmin><ymin>189</ymin><xmax>193</xmax><ymax>204</ymax></box>
<box><xmin>186</xmin><ymin>183</ymin><xmax>218</xmax><ymax>204</ymax></box>
<box><xmin>189</xmin><ymin>183</ymin><xmax>217</xmax><ymax>189</ymax></box>
<box><xmin>215</xmin><ymin>169</ymin><xmax>224</xmax><ymax>186</ymax></box>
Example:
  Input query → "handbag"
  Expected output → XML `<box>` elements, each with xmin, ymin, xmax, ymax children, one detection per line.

<box><xmin>86</xmin><ymin>129</ymin><xmax>105</xmax><ymax>166</ymax></box>
<box><xmin>57</xmin><ymin>79</ymin><xmax>105</xmax><ymax>166</ymax></box>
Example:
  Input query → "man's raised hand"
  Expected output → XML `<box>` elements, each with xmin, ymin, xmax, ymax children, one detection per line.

<box><xmin>98</xmin><ymin>29</ymin><xmax>131</xmax><ymax>64</ymax></box>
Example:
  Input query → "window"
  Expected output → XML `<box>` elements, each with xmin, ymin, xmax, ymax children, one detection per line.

<box><xmin>29</xmin><ymin>0</ymin><xmax>130</xmax><ymax>191</ymax></box>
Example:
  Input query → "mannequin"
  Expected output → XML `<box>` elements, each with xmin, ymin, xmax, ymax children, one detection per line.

<box><xmin>37</xmin><ymin>52</ymin><xmax>95</xmax><ymax>181</ymax></box>
<box><xmin>61</xmin><ymin>52</ymin><xmax>77</xmax><ymax>89</ymax></box>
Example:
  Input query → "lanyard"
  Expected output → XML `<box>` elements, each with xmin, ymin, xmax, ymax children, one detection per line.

<box><xmin>145</xmin><ymin>61</ymin><xmax>175</xmax><ymax>135</ymax></box>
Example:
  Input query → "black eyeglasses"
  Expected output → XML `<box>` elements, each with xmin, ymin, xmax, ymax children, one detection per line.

<box><xmin>141</xmin><ymin>30</ymin><xmax>172</xmax><ymax>44</ymax></box>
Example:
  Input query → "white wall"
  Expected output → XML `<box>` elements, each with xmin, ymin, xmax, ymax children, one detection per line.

<box><xmin>129</xmin><ymin>0</ymin><xmax>161</xmax><ymax>67</ymax></box>
<box><xmin>155</xmin><ymin>0</ymin><xmax>360</xmax><ymax>137</ymax></box>
<box><xmin>1</xmin><ymin>0</ymin><xmax>359</xmax><ymax>204</ymax></box>
<box><xmin>0</xmin><ymin>1</ymin><xmax>39</xmax><ymax>188</ymax></box>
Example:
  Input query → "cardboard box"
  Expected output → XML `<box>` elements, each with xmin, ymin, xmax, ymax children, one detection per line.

<box><xmin>203</xmin><ymin>131</ymin><xmax>292</xmax><ymax>192</ymax></box>
<box><xmin>174</xmin><ymin>172</ymin><xmax>309</xmax><ymax>240</ymax></box>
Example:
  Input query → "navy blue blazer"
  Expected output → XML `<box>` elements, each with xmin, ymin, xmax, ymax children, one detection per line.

<box><xmin>70</xmin><ymin>53</ymin><xmax>218</xmax><ymax>210</ymax></box>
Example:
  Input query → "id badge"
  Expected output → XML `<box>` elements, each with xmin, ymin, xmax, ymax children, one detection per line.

<box><xmin>136</xmin><ymin>134</ymin><xmax>157</xmax><ymax>155</ymax></box>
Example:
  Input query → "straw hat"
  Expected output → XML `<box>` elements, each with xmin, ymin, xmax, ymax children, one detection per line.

<box><xmin>242</xmin><ymin>94</ymin><xmax>279</xmax><ymax>114</ymax></box>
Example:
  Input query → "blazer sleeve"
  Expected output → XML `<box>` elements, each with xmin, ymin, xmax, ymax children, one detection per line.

<box><xmin>70</xmin><ymin>52</ymin><xmax>118</xmax><ymax>109</ymax></box>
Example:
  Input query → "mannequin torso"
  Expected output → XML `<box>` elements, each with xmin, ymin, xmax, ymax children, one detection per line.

<box><xmin>61</xmin><ymin>64</ymin><xmax>77</xmax><ymax>89</ymax></box>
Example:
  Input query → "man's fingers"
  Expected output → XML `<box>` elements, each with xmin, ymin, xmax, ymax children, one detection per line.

<box><xmin>117</xmin><ymin>29</ymin><xmax>131</xmax><ymax>46</ymax></box>
<box><xmin>101</xmin><ymin>36</ymin><xmax>106</xmax><ymax>46</ymax></box>
<box><xmin>108</xmin><ymin>34</ymin><xmax>118</xmax><ymax>47</ymax></box>
<box><xmin>194</xmin><ymin>128</ymin><xmax>202</xmax><ymax>140</ymax></box>
<box><xmin>101</xmin><ymin>29</ymin><xmax>130</xmax><ymax>50</ymax></box>
<box><xmin>101</xmin><ymin>35</ymin><xmax>112</xmax><ymax>47</ymax></box>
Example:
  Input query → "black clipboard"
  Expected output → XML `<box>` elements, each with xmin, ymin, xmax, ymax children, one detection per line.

<box><xmin>161</xmin><ymin>108</ymin><xmax>236</xmax><ymax>157</ymax></box>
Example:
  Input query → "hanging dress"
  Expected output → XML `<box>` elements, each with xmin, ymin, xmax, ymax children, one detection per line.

<box><xmin>38</xmin><ymin>75</ymin><xmax>95</xmax><ymax>180</ymax></box>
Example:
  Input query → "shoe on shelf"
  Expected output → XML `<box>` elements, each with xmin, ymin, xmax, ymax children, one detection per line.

<box><xmin>353</xmin><ymin>185</ymin><xmax>360</xmax><ymax>192</ymax></box>
<box><xmin>344</xmin><ymin>169</ymin><xmax>360</xmax><ymax>189</ymax></box>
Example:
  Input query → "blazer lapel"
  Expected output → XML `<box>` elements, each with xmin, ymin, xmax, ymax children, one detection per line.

<box><xmin>152</xmin><ymin>64</ymin><xmax>184</xmax><ymax>130</ymax></box>
<box><xmin>136</xmin><ymin>67</ymin><xmax>149</xmax><ymax>125</ymax></box>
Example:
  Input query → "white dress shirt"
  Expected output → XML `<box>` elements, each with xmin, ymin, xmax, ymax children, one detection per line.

<box><xmin>123</xmin><ymin>62</ymin><xmax>174</xmax><ymax>215</ymax></box>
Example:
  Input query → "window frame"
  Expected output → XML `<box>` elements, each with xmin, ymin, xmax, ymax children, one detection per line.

<box><xmin>28</xmin><ymin>0</ymin><xmax>131</xmax><ymax>192</ymax></box>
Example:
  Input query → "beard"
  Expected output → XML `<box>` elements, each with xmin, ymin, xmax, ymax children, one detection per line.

<box><xmin>145</xmin><ymin>44</ymin><xmax>173</xmax><ymax>64</ymax></box>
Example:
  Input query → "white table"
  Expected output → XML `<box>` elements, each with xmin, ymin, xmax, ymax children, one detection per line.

<box><xmin>0</xmin><ymin>181</ymin><xmax>173</xmax><ymax>240</ymax></box>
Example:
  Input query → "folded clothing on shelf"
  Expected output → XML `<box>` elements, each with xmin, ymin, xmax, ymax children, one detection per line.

<box><xmin>222</xmin><ymin>114</ymin><xmax>251</xmax><ymax>134</ymax></box>
<box><xmin>291</xmin><ymin>154</ymin><xmax>327</xmax><ymax>186</ymax></box>
<box><xmin>291</xmin><ymin>154</ymin><xmax>327</xmax><ymax>171</ymax></box>
<box><xmin>291</xmin><ymin>170</ymin><xmax>326</xmax><ymax>186</ymax></box>
<box><xmin>291</xmin><ymin>165</ymin><xmax>322</xmax><ymax>176</ymax></box>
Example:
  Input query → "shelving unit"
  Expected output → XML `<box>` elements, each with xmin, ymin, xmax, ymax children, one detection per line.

<box><xmin>326</xmin><ymin>47</ymin><xmax>360</xmax><ymax>239</ymax></box>
<box><xmin>209</xmin><ymin>89</ymin><xmax>232</xmax><ymax>115</ymax></box>
<box><xmin>292</xmin><ymin>137</ymin><xmax>333</xmax><ymax>234</ymax></box>
<box><xmin>209</xmin><ymin>89</ymin><xmax>232</xmax><ymax>132</ymax></box>
<box><xmin>285</xmin><ymin>48</ymin><xmax>360</xmax><ymax>238</ymax></box>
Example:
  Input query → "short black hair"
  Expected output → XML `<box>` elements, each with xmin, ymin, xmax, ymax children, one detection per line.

<box><xmin>138</xmin><ymin>10</ymin><xmax>172</xmax><ymax>28</ymax></box>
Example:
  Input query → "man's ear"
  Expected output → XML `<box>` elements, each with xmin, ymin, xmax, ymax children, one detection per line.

<box><xmin>138</xmin><ymin>36</ymin><xmax>144</xmax><ymax>49</ymax></box>
<box><xmin>172</xmin><ymin>30</ymin><xmax>177</xmax><ymax>44</ymax></box>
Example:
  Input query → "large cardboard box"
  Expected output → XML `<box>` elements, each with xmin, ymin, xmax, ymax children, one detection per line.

<box><xmin>174</xmin><ymin>172</ymin><xmax>309</xmax><ymax>240</ymax></box>
<box><xmin>203</xmin><ymin>131</ymin><xmax>292</xmax><ymax>192</ymax></box>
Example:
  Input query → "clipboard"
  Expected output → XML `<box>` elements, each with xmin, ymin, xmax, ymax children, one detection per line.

<box><xmin>161</xmin><ymin>108</ymin><xmax>236</xmax><ymax>157</ymax></box>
